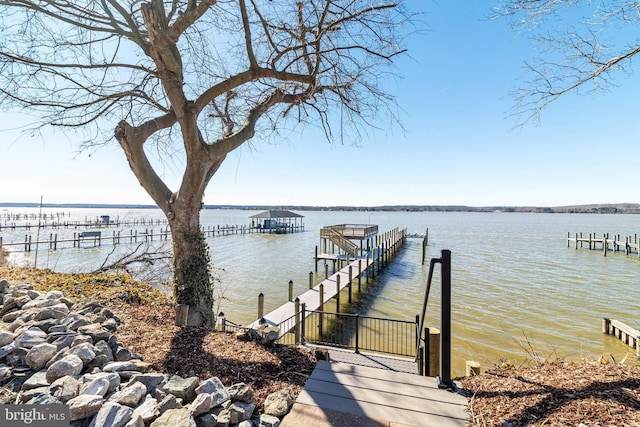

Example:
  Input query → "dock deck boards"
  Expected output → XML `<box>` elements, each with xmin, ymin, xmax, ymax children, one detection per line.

<box><xmin>282</xmin><ymin>361</ymin><xmax>468</xmax><ymax>427</ymax></box>
<box><xmin>248</xmin><ymin>251</ymin><xmax>377</xmax><ymax>329</ymax></box>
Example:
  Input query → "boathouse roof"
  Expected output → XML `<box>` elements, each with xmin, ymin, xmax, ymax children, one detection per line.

<box><xmin>249</xmin><ymin>209</ymin><xmax>304</xmax><ymax>219</ymax></box>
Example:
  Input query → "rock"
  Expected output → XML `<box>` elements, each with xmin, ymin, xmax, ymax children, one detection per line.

<box><xmin>94</xmin><ymin>340</ymin><xmax>114</xmax><ymax>361</ymax></box>
<box><xmin>114</xmin><ymin>346</ymin><xmax>132</xmax><ymax>361</ymax></box>
<box><xmin>21</xmin><ymin>369</ymin><xmax>49</xmax><ymax>391</ymax></box>
<box><xmin>125</xmin><ymin>414</ymin><xmax>145</xmax><ymax>427</ymax></box>
<box><xmin>157</xmin><ymin>393</ymin><xmax>182</xmax><ymax>415</ymax></box>
<box><xmin>46</xmin><ymin>354</ymin><xmax>84</xmax><ymax>383</ymax></box>
<box><xmin>0</xmin><ymin>342</ymin><xmax>16</xmax><ymax>359</ymax></box>
<box><xmin>48</xmin><ymin>332</ymin><xmax>77</xmax><ymax>352</ymax></box>
<box><xmin>83</xmin><ymin>372</ymin><xmax>121</xmax><ymax>394</ymax></box>
<box><xmin>81</xmin><ymin>377</ymin><xmax>111</xmax><ymax>397</ymax></box>
<box><xmin>238</xmin><ymin>421</ymin><xmax>253</xmax><ymax>427</ymax></box>
<box><xmin>216</xmin><ymin>408</ymin><xmax>236</xmax><ymax>426</ymax></box>
<box><xmin>258</xmin><ymin>414</ymin><xmax>281</xmax><ymax>427</ymax></box>
<box><xmin>189</xmin><ymin>392</ymin><xmax>212</xmax><ymax>417</ymax></box>
<box><xmin>128</xmin><ymin>373</ymin><xmax>166</xmax><ymax>393</ymax></box>
<box><xmin>77</xmin><ymin>324</ymin><xmax>111</xmax><ymax>342</ymax></box>
<box><xmin>162</xmin><ymin>375</ymin><xmax>199</xmax><ymax>403</ymax></box>
<box><xmin>0</xmin><ymin>330</ymin><xmax>15</xmax><ymax>347</ymax></box>
<box><xmin>131</xmin><ymin>394</ymin><xmax>159</xmax><ymax>422</ymax></box>
<box><xmin>0</xmin><ymin>279</ymin><xmax>9</xmax><ymax>292</ymax></box>
<box><xmin>14</xmin><ymin>327</ymin><xmax>48</xmax><ymax>349</ymax></box>
<box><xmin>25</xmin><ymin>342</ymin><xmax>57</xmax><ymax>370</ymax></box>
<box><xmin>263</xmin><ymin>390</ymin><xmax>293</xmax><ymax>417</ymax></box>
<box><xmin>101</xmin><ymin>318</ymin><xmax>119</xmax><ymax>332</ymax></box>
<box><xmin>66</xmin><ymin>343</ymin><xmax>97</xmax><ymax>366</ymax></box>
<box><xmin>195</xmin><ymin>377</ymin><xmax>230</xmax><ymax>407</ymax></box>
<box><xmin>33</xmin><ymin>304</ymin><xmax>70</xmax><ymax>321</ymax></box>
<box><xmin>194</xmin><ymin>413</ymin><xmax>217</xmax><ymax>427</ymax></box>
<box><xmin>102</xmin><ymin>361</ymin><xmax>138</xmax><ymax>372</ymax></box>
<box><xmin>88</xmin><ymin>401</ymin><xmax>133</xmax><ymax>427</ymax></box>
<box><xmin>26</xmin><ymin>392</ymin><xmax>63</xmax><ymax>406</ymax></box>
<box><xmin>49</xmin><ymin>375</ymin><xmax>80</xmax><ymax>402</ymax></box>
<box><xmin>150</xmin><ymin>407</ymin><xmax>196</xmax><ymax>427</ymax></box>
<box><xmin>67</xmin><ymin>394</ymin><xmax>105</xmax><ymax>421</ymax></box>
<box><xmin>112</xmin><ymin>381</ymin><xmax>147</xmax><ymax>407</ymax></box>
<box><xmin>227</xmin><ymin>382</ymin><xmax>254</xmax><ymax>403</ymax></box>
<box><xmin>228</xmin><ymin>401</ymin><xmax>256</xmax><ymax>422</ymax></box>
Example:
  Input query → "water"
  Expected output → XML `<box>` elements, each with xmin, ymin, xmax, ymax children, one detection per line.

<box><xmin>2</xmin><ymin>207</ymin><xmax>640</xmax><ymax>376</ymax></box>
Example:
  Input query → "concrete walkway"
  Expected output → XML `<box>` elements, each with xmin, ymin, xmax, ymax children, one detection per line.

<box><xmin>281</xmin><ymin>360</ymin><xmax>469</xmax><ymax>427</ymax></box>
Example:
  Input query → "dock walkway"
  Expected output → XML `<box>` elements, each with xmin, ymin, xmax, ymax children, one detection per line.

<box><xmin>281</xmin><ymin>360</ymin><xmax>468</xmax><ymax>427</ymax></box>
<box><xmin>248</xmin><ymin>250</ymin><xmax>378</xmax><ymax>330</ymax></box>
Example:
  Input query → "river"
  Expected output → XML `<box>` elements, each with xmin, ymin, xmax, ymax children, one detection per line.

<box><xmin>2</xmin><ymin>207</ymin><xmax>639</xmax><ymax>376</ymax></box>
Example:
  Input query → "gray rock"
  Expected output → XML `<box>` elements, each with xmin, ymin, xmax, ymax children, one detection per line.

<box><xmin>102</xmin><ymin>361</ymin><xmax>138</xmax><ymax>372</ymax></box>
<box><xmin>67</xmin><ymin>317</ymin><xmax>90</xmax><ymax>331</ymax></box>
<box><xmin>189</xmin><ymin>392</ymin><xmax>212</xmax><ymax>417</ymax></box>
<box><xmin>0</xmin><ymin>330</ymin><xmax>15</xmax><ymax>347</ymax></box>
<box><xmin>25</xmin><ymin>342</ymin><xmax>57</xmax><ymax>370</ymax></box>
<box><xmin>227</xmin><ymin>382</ymin><xmax>254</xmax><ymax>403</ymax></box>
<box><xmin>77</xmin><ymin>324</ymin><xmax>111</xmax><ymax>342</ymax></box>
<box><xmin>112</xmin><ymin>381</ymin><xmax>147</xmax><ymax>407</ymax></box>
<box><xmin>263</xmin><ymin>390</ymin><xmax>292</xmax><ymax>417</ymax></box>
<box><xmin>114</xmin><ymin>346</ymin><xmax>132</xmax><ymax>361</ymax></box>
<box><xmin>157</xmin><ymin>394</ymin><xmax>182</xmax><ymax>415</ymax></box>
<box><xmin>228</xmin><ymin>401</ymin><xmax>256</xmax><ymax>422</ymax></box>
<box><xmin>94</xmin><ymin>340</ymin><xmax>114</xmax><ymax>361</ymax></box>
<box><xmin>33</xmin><ymin>304</ymin><xmax>69</xmax><ymax>321</ymax></box>
<box><xmin>14</xmin><ymin>328</ymin><xmax>47</xmax><ymax>349</ymax></box>
<box><xmin>150</xmin><ymin>408</ymin><xmax>196</xmax><ymax>427</ymax></box>
<box><xmin>258</xmin><ymin>414</ymin><xmax>281</xmax><ymax>427</ymax></box>
<box><xmin>238</xmin><ymin>421</ymin><xmax>253</xmax><ymax>427</ymax></box>
<box><xmin>0</xmin><ymin>342</ymin><xmax>16</xmax><ymax>359</ymax></box>
<box><xmin>81</xmin><ymin>377</ymin><xmax>110</xmax><ymax>397</ymax></box>
<box><xmin>26</xmin><ymin>392</ymin><xmax>63</xmax><ymax>406</ymax></box>
<box><xmin>216</xmin><ymin>408</ymin><xmax>235</xmax><ymax>426</ymax></box>
<box><xmin>196</xmin><ymin>377</ymin><xmax>230</xmax><ymax>408</ymax></box>
<box><xmin>21</xmin><ymin>370</ymin><xmax>49</xmax><ymax>391</ymax></box>
<box><xmin>13</xmin><ymin>294</ymin><xmax>33</xmax><ymax>308</ymax></box>
<box><xmin>49</xmin><ymin>375</ymin><xmax>80</xmax><ymax>402</ymax></box>
<box><xmin>48</xmin><ymin>324</ymin><xmax>68</xmax><ymax>333</ymax></box>
<box><xmin>67</xmin><ymin>394</ymin><xmax>105</xmax><ymax>422</ymax></box>
<box><xmin>128</xmin><ymin>373</ymin><xmax>166</xmax><ymax>393</ymax></box>
<box><xmin>66</xmin><ymin>343</ymin><xmax>97</xmax><ymax>366</ymax></box>
<box><xmin>88</xmin><ymin>401</ymin><xmax>133</xmax><ymax>427</ymax></box>
<box><xmin>71</xmin><ymin>334</ymin><xmax>94</xmax><ymax>347</ymax></box>
<box><xmin>83</xmin><ymin>372</ymin><xmax>121</xmax><ymax>393</ymax></box>
<box><xmin>194</xmin><ymin>413</ymin><xmax>217</xmax><ymax>427</ymax></box>
<box><xmin>2</xmin><ymin>309</ymin><xmax>21</xmax><ymax>323</ymax></box>
<box><xmin>0</xmin><ymin>279</ymin><xmax>9</xmax><ymax>292</ymax></box>
<box><xmin>125</xmin><ymin>414</ymin><xmax>145</xmax><ymax>427</ymax></box>
<box><xmin>48</xmin><ymin>332</ymin><xmax>77</xmax><ymax>352</ymax></box>
<box><xmin>21</xmin><ymin>297</ymin><xmax>60</xmax><ymax>311</ymax></box>
<box><xmin>162</xmin><ymin>375</ymin><xmax>199</xmax><ymax>403</ymax></box>
<box><xmin>131</xmin><ymin>394</ymin><xmax>159</xmax><ymax>422</ymax></box>
<box><xmin>101</xmin><ymin>318</ymin><xmax>118</xmax><ymax>332</ymax></box>
<box><xmin>46</xmin><ymin>354</ymin><xmax>84</xmax><ymax>383</ymax></box>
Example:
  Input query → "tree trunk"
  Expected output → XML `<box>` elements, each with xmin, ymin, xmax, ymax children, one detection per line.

<box><xmin>169</xmin><ymin>203</ymin><xmax>214</xmax><ymax>327</ymax></box>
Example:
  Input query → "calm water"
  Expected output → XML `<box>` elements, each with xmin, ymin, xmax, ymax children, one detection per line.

<box><xmin>3</xmin><ymin>207</ymin><xmax>640</xmax><ymax>376</ymax></box>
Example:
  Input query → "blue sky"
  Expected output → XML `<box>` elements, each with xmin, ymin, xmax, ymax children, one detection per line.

<box><xmin>2</xmin><ymin>1</ymin><xmax>639</xmax><ymax>207</ymax></box>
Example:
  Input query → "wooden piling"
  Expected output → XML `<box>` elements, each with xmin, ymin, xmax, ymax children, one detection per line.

<box><xmin>258</xmin><ymin>293</ymin><xmax>264</xmax><ymax>319</ymax></box>
<box><xmin>466</xmin><ymin>361</ymin><xmax>481</xmax><ymax>376</ymax></box>
<box><xmin>427</xmin><ymin>327</ymin><xmax>440</xmax><ymax>377</ymax></box>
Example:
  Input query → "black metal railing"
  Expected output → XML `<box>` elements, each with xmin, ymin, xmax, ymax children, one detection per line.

<box><xmin>272</xmin><ymin>306</ymin><xmax>418</xmax><ymax>358</ymax></box>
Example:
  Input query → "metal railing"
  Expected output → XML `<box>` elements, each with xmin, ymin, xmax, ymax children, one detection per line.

<box><xmin>273</xmin><ymin>306</ymin><xmax>418</xmax><ymax>358</ymax></box>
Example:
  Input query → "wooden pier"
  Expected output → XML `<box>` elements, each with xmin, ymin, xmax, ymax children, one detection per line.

<box><xmin>0</xmin><ymin>224</ymin><xmax>257</xmax><ymax>252</ymax></box>
<box><xmin>602</xmin><ymin>318</ymin><xmax>640</xmax><ymax>357</ymax></box>
<box><xmin>567</xmin><ymin>232</ymin><xmax>640</xmax><ymax>257</ymax></box>
<box><xmin>248</xmin><ymin>228</ymin><xmax>407</xmax><ymax>332</ymax></box>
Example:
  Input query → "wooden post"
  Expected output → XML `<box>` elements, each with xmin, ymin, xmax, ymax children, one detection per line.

<box><xmin>258</xmin><ymin>293</ymin><xmax>264</xmax><ymax>319</ymax></box>
<box><xmin>288</xmin><ymin>280</ymin><xmax>293</xmax><ymax>301</ymax></box>
<box><xmin>348</xmin><ymin>266</ymin><xmax>353</xmax><ymax>304</ymax></box>
<box><xmin>466</xmin><ymin>361</ymin><xmax>481</xmax><ymax>376</ymax></box>
<box><xmin>365</xmin><ymin>253</ymin><xmax>370</xmax><ymax>282</ymax></box>
<box><xmin>603</xmin><ymin>233</ymin><xmax>608</xmax><ymax>256</ymax></box>
<box><xmin>294</xmin><ymin>297</ymin><xmax>300</xmax><ymax>344</ymax></box>
<box><xmin>602</xmin><ymin>317</ymin><xmax>611</xmax><ymax>334</ymax></box>
<box><xmin>309</xmin><ymin>271</ymin><xmax>313</xmax><ymax>289</ymax></box>
<box><xmin>319</xmin><ymin>284</ymin><xmax>324</xmax><ymax>337</ymax></box>
<box><xmin>175</xmin><ymin>304</ymin><xmax>189</xmax><ymax>327</ymax></box>
<box><xmin>324</xmin><ymin>263</ymin><xmax>329</xmax><ymax>279</ymax></box>
<box><xmin>358</xmin><ymin>260</ymin><xmax>362</xmax><ymax>292</ymax></box>
<box><xmin>335</xmin><ymin>275</ymin><xmax>341</xmax><ymax>313</ymax></box>
<box><xmin>575</xmin><ymin>233</ymin><xmax>578</xmax><ymax>249</ymax></box>
<box><xmin>428</xmin><ymin>327</ymin><xmax>440</xmax><ymax>377</ymax></box>
<box><xmin>315</xmin><ymin>246</ymin><xmax>318</xmax><ymax>272</ymax></box>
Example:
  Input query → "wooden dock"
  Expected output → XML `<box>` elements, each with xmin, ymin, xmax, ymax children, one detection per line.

<box><xmin>603</xmin><ymin>318</ymin><xmax>640</xmax><ymax>356</ymax></box>
<box><xmin>281</xmin><ymin>360</ymin><xmax>468</xmax><ymax>427</ymax></box>
<box><xmin>567</xmin><ymin>232</ymin><xmax>640</xmax><ymax>257</ymax></box>
<box><xmin>248</xmin><ymin>228</ymin><xmax>406</xmax><ymax>331</ymax></box>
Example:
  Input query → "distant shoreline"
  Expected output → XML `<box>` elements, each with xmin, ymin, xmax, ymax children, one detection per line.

<box><xmin>1</xmin><ymin>202</ymin><xmax>639</xmax><ymax>214</ymax></box>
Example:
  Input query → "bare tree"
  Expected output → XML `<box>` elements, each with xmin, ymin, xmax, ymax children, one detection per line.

<box><xmin>496</xmin><ymin>0</ymin><xmax>640</xmax><ymax>124</ymax></box>
<box><xmin>0</xmin><ymin>1</ymin><xmax>411</xmax><ymax>326</ymax></box>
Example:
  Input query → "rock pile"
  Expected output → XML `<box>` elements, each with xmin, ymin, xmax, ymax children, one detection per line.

<box><xmin>0</xmin><ymin>279</ymin><xmax>294</xmax><ymax>427</ymax></box>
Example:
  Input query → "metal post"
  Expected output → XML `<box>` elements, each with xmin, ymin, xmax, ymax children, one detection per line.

<box><xmin>355</xmin><ymin>314</ymin><xmax>360</xmax><ymax>353</ymax></box>
<box><xmin>438</xmin><ymin>249</ymin><xmax>453</xmax><ymax>389</ymax></box>
<box><xmin>301</xmin><ymin>303</ymin><xmax>306</xmax><ymax>345</ymax></box>
<box><xmin>288</xmin><ymin>280</ymin><xmax>293</xmax><ymax>301</ymax></box>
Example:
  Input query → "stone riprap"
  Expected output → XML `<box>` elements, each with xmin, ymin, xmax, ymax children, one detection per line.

<box><xmin>0</xmin><ymin>279</ymin><xmax>294</xmax><ymax>427</ymax></box>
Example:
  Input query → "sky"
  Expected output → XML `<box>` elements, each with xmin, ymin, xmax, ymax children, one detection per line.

<box><xmin>2</xmin><ymin>1</ymin><xmax>639</xmax><ymax>208</ymax></box>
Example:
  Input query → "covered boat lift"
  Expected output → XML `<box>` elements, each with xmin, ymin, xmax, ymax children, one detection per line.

<box><xmin>249</xmin><ymin>210</ymin><xmax>305</xmax><ymax>233</ymax></box>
